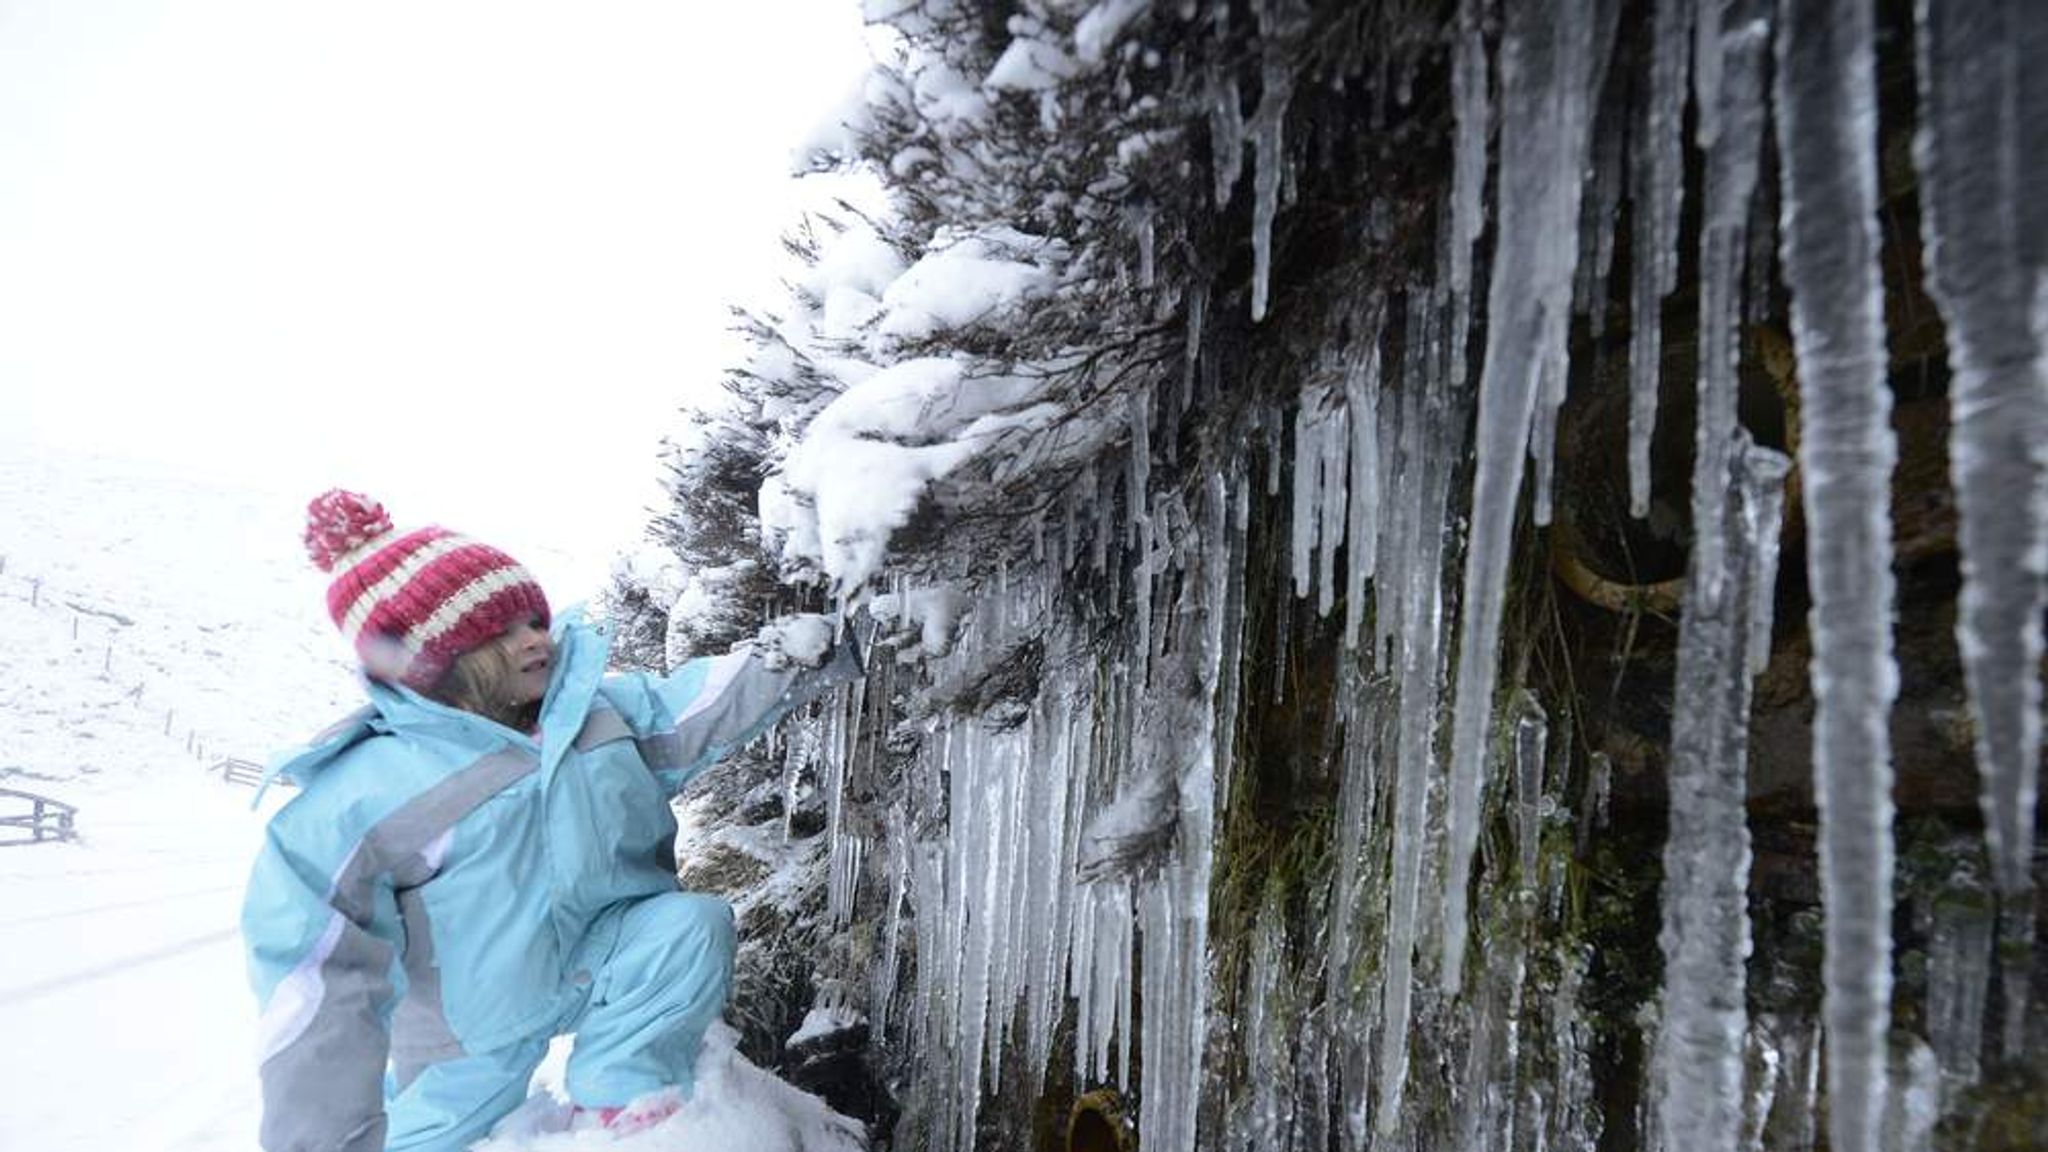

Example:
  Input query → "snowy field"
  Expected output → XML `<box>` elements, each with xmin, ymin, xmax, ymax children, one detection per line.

<box><xmin>0</xmin><ymin>446</ymin><xmax>360</xmax><ymax>1152</ymax></box>
<box><xmin>0</xmin><ymin>445</ymin><xmax>863</xmax><ymax>1152</ymax></box>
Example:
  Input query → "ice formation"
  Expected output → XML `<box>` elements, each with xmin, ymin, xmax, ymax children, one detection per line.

<box><xmin>670</xmin><ymin>1</ymin><xmax>2048</xmax><ymax>1147</ymax></box>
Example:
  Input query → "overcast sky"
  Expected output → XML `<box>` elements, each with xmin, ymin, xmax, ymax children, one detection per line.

<box><xmin>0</xmin><ymin>0</ymin><xmax>875</xmax><ymax>599</ymax></box>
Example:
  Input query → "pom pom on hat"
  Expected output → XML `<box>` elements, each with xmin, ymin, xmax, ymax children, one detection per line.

<box><xmin>303</xmin><ymin>488</ymin><xmax>550</xmax><ymax>691</ymax></box>
<box><xmin>305</xmin><ymin>489</ymin><xmax>395</xmax><ymax>572</ymax></box>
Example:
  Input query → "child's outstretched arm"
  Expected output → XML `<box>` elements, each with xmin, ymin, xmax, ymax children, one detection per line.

<box><xmin>242</xmin><ymin>821</ymin><xmax>406</xmax><ymax>1152</ymax></box>
<box><xmin>601</xmin><ymin>614</ymin><xmax>864</xmax><ymax>795</ymax></box>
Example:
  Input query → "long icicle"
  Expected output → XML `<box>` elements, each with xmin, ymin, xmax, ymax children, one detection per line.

<box><xmin>1629</xmin><ymin>0</ymin><xmax>1696</xmax><ymax>519</ymax></box>
<box><xmin>1448</xmin><ymin>0</ymin><xmax>1492</xmax><ymax>390</ymax></box>
<box><xmin>1654</xmin><ymin>5</ymin><xmax>1774</xmax><ymax>1147</ymax></box>
<box><xmin>1376</xmin><ymin>283</ymin><xmax>1459</xmax><ymax>1137</ymax></box>
<box><xmin>1911</xmin><ymin>0</ymin><xmax>2048</xmax><ymax>977</ymax></box>
<box><xmin>1772</xmin><ymin>1</ymin><xmax>1899</xmax><ymax>1146</ymax></box>
<box><xmin>1439</xmin><ymin>0</ymin><xmax>1607</xmax><ymax>997</ymax></box>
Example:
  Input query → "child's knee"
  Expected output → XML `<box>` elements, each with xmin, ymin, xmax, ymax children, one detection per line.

<box><xmin>634</xmin><ymin>892</ymin><xmax>736</xmax><ymax>973</ymax></box>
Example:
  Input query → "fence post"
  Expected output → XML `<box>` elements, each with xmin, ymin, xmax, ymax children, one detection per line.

<box><xmin>72</xmin><ymin>614</ymin><xmax>79</xmax><ymax>640</ymax></box>
<box><xmin>103</xmin><ymin>645</ymin><xmax>112</xmax><ymax>675</ymax></box>
<box><xmin>164</xmin><ymin>709</ymin><xmax>174</xmax><ymax>735</ymax></box>
<box><xmin>30</xmin><ymin>578</ymin><xmax>39</xmax><ymax>607</ymax></box>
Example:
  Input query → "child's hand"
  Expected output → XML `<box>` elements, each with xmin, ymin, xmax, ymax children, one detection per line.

<box><xmin>750</xmin><ymin>613</ymin><xmax>838</xmax><ymax>671</ymax></box>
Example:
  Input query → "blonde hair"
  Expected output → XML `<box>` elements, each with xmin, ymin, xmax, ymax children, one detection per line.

<box><xmin>427</xmin><ymin>636</ymin><xmax>541</xmax><ymax>732</ymax></box>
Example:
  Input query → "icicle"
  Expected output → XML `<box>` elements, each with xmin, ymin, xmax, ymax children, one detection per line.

<box><xmin>1133</xmin><ymin>398</ymin><xmax>1157</xmax><ymax>667</ymax></box>
<box><xmin>1249</xmin><ymin>82</ymin><xmax>1289</xmax><ymax>321</ymax></box>
<box><xmin>1912</xmin><ymin>0</ymin><xmax>2048</xmax><ymax>911</ymax></box>
<box><xmin>1064</xmin><ymin>483</ymin><xmax>1081</xmax><ymax>572</ymax></box>
<box><xmin>1577</xmin><ymin>751</ymin><xmax>1613</xmax><ymax>854</ymax></box>
<box><xmin>1130</xmin><ymin>392</ymin><xmax>1152</xmax><ymax>552</ymax></box>
<box><xmin>1529</xmin><ymin>351</ymin><xmax>1565</xmax><ymax>526</ymax></box>
<box><xmin>1184</xmin><ymin>279</ymin><xmax>1208</xmax><ymax>408</ymax></box>
<box><xmin>1578</xmin><ymin>86</ymin><xmax>1627</xmax><ymax>338</ymax></box>
<box><xmin>1373</xmin><ymin>329</ymin><xmax>1415</xmax><ymax>666</ymax></box>
<box><xmin>1375</xmin><ymin>289</ymin><xmax>1461</xmax><ymax>1136</ymax></box>
<box><xmin>1134</xmin><ymin>468</ymin><xmax>1229</xmax><ymax>1152</ymax></box>
<box><xmin>1264</xmin><ymin>407</ymin><xmax>1285</xmax><ymax>496</ymax></box>
<box><xmin>1135</xmin><ymin>200</ymin><xmax>1156</xmax><ymax>289</ymax></box>
<box><xmin>1887</xmin><ymin>1040</ymin><xmax>1940</xmax><ymax>1152</ymax></box>
<box><xmin>1654</xmin><ymin>432</ymin><xmax>1788</xmax><ymax>1152</ymax></box>
<box><xmin>1248</xmin><ymin>0</ymin><xmax>1304</xmax><ymax>322</ymax></box>
<box><xmin>1244</xmin><ymin>899</ymin><xmax>1292</xmax><ymax>1149</ymax></box>
<box><xmin>1439</xmin><ymin>0</ymin><xmax>1611</xmax><ymax>997</ymax></box>
<box><xmin>1694</xmin><ymin>0</ymin><xmax>1726</xmax><ymax>148</ymax></box>
<box><xmin>1773</xmin><ymin>6</ymin><xmax>1899</xmax><ymax>1147</ymax></box>
<box><xmin>1926</xmin><ymin>887</ymin><xmax>1993</xmax><ymax>1090</ymax></box>
<box><xmin>1629</xmin><ymin>0</ymin><xmax>1696</xmax><ymax>519</ymax></box>
<box><xmin>1218</xmin><ymin>458</ymin><xmax>1250</xmax><ymax>815</ymax></box>
<box><xmin>1209</xmin><ymin>67</ymin><xmax>1245</xmax><ymax>209</ymax></box>
<box><xmin>874</xmin><ymin>805</ymin><xmax>910</xmax><ymax>1041</ymax></box>
<box><xmin>1115</xmin><ymin>887</ymin><xmax>1134</xmax><ymax>1093</ymax></box>
<box><xmin>957</xmin><ymin>738</ymin><xmax>996</xmax><ymax>1152</ymax></box>
<box><xmin>1292</xmin><ymin>390</ymin><xmax>1323</xmax><ymax>600</ymax></box>
<box><xmin>1739</xmin><ymin>1021</ymin><xmax>1783</xmax><ymax>1151</ymax></box>
<box><xmin>1448</xmin><ymin>0</ymin><xmax>1492</xmax><ymax>389</ymax></box>
<box><xmin>1318</xmin><ymin>390</ymin><xmax>1351</xmax><ymax>618</ymax></box>
<box><xmin>1514</xmin><ymin>692</ymin><xmax>1548</xmax><ymax>887</ymax></box>
<box><xmin>1742</xmin><ymin>455</ymin><xmax>1787</xmax><ymax>679</ymax></box>
<box><xmin>1085</xmin><ymin>465</ymin><xmax>1110</xmax><ymax>574</ymax></box>
<box><xmin>1324</xmin><ymin>673</ymin><xmax>1381</xmax><ymax>1034</ymax></box>
<box><xmin>1343</xmin><ymin>326</ymin><xmax>1383</xmax><ymax>650</ymax></box>
<box><xmin>1688</xmin><ymin>4</ymin><xmax>1771</xmax><ymax>609</ymax></box>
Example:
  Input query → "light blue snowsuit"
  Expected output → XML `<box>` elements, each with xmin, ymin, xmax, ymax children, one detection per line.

<box><xmin>241</xmin><ymin>614</ymin><xmax>857</xmax><ymax>1152</ymax></box>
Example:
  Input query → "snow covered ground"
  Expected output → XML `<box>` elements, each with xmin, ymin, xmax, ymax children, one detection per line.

<box><xmin>0</xmin><ymin>445</ymin><xmax>359</xmax><ymax>1152</ymax></box>
<box><xmin>0</xmin><ymin>444</ymin><xmax>865</xmax><ymax>1151</ymax></box>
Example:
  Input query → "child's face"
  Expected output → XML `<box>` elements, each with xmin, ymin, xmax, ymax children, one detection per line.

<box><xmin>499</xmin><ymin>615</ymin><xmax>555</xmax><ymax>707</ymax></box>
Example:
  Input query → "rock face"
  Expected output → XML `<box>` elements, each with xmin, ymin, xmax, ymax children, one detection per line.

<box><xmin>637</xmin><ymin>1</ymin><xmax>2048</xmax><ymax>1148</ymax></box>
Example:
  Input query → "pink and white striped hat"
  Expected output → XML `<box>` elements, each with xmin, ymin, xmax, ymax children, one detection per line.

<box><xmin>303</xmin><ymin>489</ymin><xmax>551</xmax><ymax>692</ymax></box>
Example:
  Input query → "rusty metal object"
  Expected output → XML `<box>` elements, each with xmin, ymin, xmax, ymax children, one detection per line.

<box><xmin>1549</xmin><ymin>518</ymin><xmax>1686</xmax><ymax>617</ymax></box>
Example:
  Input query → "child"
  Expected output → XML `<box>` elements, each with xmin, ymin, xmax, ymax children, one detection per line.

<box><xmin>241</xmin><ymin>490</ymin><xmax>860</xmax><ymax>1152</ymax></box>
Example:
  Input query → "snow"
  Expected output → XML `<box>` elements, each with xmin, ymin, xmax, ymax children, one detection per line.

<box><xmin>765</xmin><ymin>356</ymin><xmax>1059</xmax><ymax>593</ymax></box>
<box><xmin>0</xmin><ymin>444</ymin><xmax>866</xmax><ymax>1152</ymax></box>
<box><xmin>1072</xmin><ymin>0</ymin><xmax>1152</xmax><ymax>67</ymax></box>
<box><xmin>868</xmin><ymin>584</ymin><xmax>967</xmax><ymax>660</ymax></box>
<box><xmin>479</xmin><ymin>1024</ymin><xmax>863</xmax><ymax>1152</ymax></box>
<box><xmin>791</xmin><ymin>71</ymin><xmax>883</xmax><ymax>175</ymax></box>
<box><xmin>754</xmin><ymin>613</ymin><xmax>838</xmax><ymax>669</ymax></box>
<box><xmin>874</xmin><ymin>228</ymin><xmax>1064</xmax><ymax>343</ymax></box>
<box><xmin>905</xmin><ymin>52</ymin><xmax>992</xmax><ymax>130</ymax></box>
<box><xmin>800</xmin><ymin>220</ymin><xmax>908</xmax><ymax>345</ymax></box>
<box><xmin>985</xmin><ymin>35</ymin><xmax>1078</xmax><ymax>92</ymax></box>
<box><xmin>787</xmin><ymin>1002</ymin><xmax>865</xmax><ymax>1050</ymax></box>
<box><xmin>0</xmin><ymin>445</ymin><xmax>358</xmax><ymax>1152</ymax></box>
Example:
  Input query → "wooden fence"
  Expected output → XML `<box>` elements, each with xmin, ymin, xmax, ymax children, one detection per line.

<box><xmin>0</xmin><ymin>787</ymin><xmax>78</xmax><ymax>846</ymax></box>
<box><xmin>211</xmin><ymin>758</ymin><xmax>267</xmax><ymax>788</ymax></box>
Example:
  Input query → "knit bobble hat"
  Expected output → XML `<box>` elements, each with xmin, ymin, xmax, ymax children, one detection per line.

<box><xmin>304</xmin><ymin>489</ymin><xmax>551</xmax><ymax>692</ymax></box>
